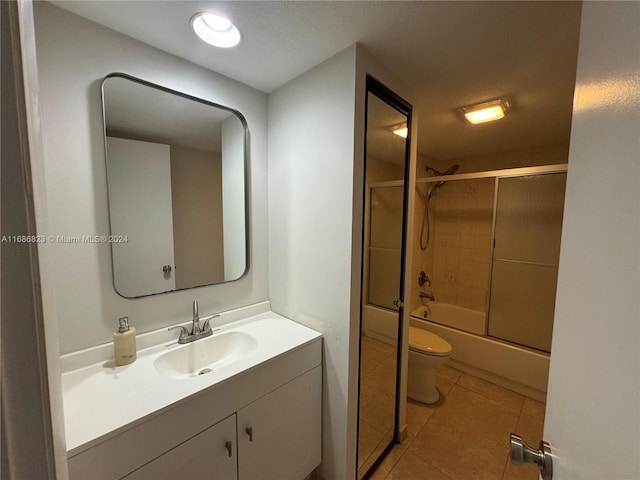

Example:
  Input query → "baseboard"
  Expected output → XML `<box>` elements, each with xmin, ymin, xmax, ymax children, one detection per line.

<box><xmin>449</xmin><ymin>359</ymin><xmax>547</xmax><ymax>403</ymax></box>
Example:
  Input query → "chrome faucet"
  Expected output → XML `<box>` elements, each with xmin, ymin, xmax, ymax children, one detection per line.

<box><xmin>192</xmin><ymin>299</ymin><xmax>201</xmax><ymax>334</ymax></box>
<box><xmin>168</xmin><ymin>300</ymin><xmax>220</xmax><ymax>344</ymax></box>
<box><xmin>419</xmin><ymin>291</ymin><xmax>435</xmax><ymax>301</ymax></box>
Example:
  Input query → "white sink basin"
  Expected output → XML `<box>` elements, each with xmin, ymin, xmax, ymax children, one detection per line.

<box><xmin>154</xmin><ymin>331</ymin><xmax>258</xmax><ymax>379</ymax></box>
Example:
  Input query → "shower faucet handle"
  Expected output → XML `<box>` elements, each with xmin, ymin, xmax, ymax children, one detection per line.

<box><xmin>418</xmin><ymin>271</ymin><xmax>431</xmax><ymax>287</ymax></box>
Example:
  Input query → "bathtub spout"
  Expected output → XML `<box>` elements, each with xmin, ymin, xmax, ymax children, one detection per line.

<box><xmin>420</xmin><ymin>292</ymin><xmax>435</xmax><ymax>301</ymax></box>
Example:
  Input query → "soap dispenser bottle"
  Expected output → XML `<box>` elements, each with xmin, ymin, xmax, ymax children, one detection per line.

<box><xmin>114</xmin><ymin>316</ymin><xmax>137</xmax><ymax>366</ymax></box>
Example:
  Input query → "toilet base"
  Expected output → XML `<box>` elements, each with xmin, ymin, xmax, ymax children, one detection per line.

<box><xmin>407</xmin><ymin>383</ymin><xmax>440</xmax><ymax>404</ymax></box>
<box><xmin>407</xmin><ymin>349</ymin><xmax>450</xmax><ymax>404</ymax></box>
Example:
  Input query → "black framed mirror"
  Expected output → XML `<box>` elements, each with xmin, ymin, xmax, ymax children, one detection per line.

<box><xmin>357</xmin><ymin>76</ymin><xmax>412</xmax><ymax>479</ymax></box>
<box><xmin>101</xmin><ymin>74</ymin><xmax>249</xmax><ymax>298</ymax></box>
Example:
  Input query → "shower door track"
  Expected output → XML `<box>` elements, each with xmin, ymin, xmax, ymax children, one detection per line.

<box><xmin>370</xmin><ymin>164</ymin><xmax>568</xmax><ymax>190</ymax></box>
<box><xmin>494</xmin><ymin>258</ymin><xmax>560</xmax><ymax>269</ymax></box>
<box><xmin>415</xmin><ymin>163</ymin><xmax>567</xmax><ymax>185</ymax></box>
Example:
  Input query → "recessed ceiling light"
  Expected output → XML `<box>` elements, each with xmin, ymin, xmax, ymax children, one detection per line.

<box><xmin>191</xmin><ymin>12</ymin><xmax>241</xmax><ymax>48</ymax></box>
<box><xmin>392</xmin><ymin>126</ymin><xmax>408</xmax><ymax>138</ymax></box>
<box><xmin>461</xmin><ymin>98</ymin><xmax>511</xmax><ymax>124</ymax></box>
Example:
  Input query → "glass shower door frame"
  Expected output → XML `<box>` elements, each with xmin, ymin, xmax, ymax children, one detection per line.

<box><xmin>414</xmin><ymin>163</ymin><xmax>568</xmax><ymax>342</ymax></box>
<box><xmin>486</xmin><ymin>169</ymin><xmax>568</xmax><ymax>352</ymax></box>
<box><xmin>366</xmin><ymin>180</ymin><xmax>405</xmax><ymax>311</ymax></box>
<box><xmin>357</xmin><ymin>76</ymin><xmax>413</xmax><ymax>480</ymax></box>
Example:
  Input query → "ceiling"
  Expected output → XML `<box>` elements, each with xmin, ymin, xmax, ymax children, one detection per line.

<box><xmin>51</xmin><ymin>1</ymin><xmax>582</xmax><ymax>161</ymax></box>
<box><xmin>104</xmin><ymin>75</ymin><xmax>235</xmax><ymax>153</ymax></box>
<box><xmin>367</xmin><ymin>93</ymin><xmax>408</xmax><ymax>166</ymax></box>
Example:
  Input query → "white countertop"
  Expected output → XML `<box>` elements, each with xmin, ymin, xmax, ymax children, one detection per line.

<box><xmin>62</xmin><ymin>311</ymin><xmax>322</xmax><ymax>453</ymax></box>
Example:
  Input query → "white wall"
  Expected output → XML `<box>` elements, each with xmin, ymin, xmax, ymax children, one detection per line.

<box><xmin>268</xmin><ymin>45</ymin><xmax>358</xmax><ymax>480</ymax></box>
<box><xmin>268</xmin><ymin>43</ymin><xmax>417</xmax><ymax>479</ymax></box>
<box><xmin>170</xmin><ymin>145</ymin><xmax>225</xmax><ymax>289</ymax></box>
<box><xmin>4</xmin><ymin>1</ymin><xmax>69</xmax><ymax>476</ymax></box>
<box><xmin>33</xmin><ymin>2</ymin><xmax>268</xmax><ymax>353</ymax></box>
<box><xmin>106</xmin><ymin>137</ymin><xmax>176</xmax><ymax>297</ymax></box>
<box><xmin>546</xmin><ymin>1</ymin><xmax>640</xmax><ymax>478</ymax></box>
<box><xmin>221</xmin><ymin>115</ymin><xmax>248</xmax><ymax>281</ymax></box>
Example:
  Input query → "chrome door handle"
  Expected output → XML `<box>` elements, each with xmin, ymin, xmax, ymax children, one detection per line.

<box><xmin>510</xmin><ymin>433</ymin><xmax>553</xmax><ymax>480</ymax></box>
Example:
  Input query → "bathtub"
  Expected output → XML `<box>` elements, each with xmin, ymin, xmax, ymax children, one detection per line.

<box><xmin>411</xmin><ymin>304</ymin><xmax>549</xmax><ymax>400</ymax></box>
<box><xmin>362</xmin><ymin>304</ymin><xmax>549</xmax><ymax>400</ymax></box>
<box><xmin>413</xmin><ymin>302</ymin><xmax>486</xmax><ymax>335</ymax></box>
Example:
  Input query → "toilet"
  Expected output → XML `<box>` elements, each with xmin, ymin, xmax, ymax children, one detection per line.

<box><xmin>407</xmin><ymin>327</ymin><xmax>452</xmax><ymax>404</ymax></box>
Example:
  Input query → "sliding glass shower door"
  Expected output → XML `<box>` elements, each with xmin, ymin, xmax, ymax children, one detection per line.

<box><xmin>488</xmin><ymin>172</ymin><xmax>567</xmax><ymax>352</ymax></box>
<box><xmin>368</xmin><ymin>185</ymin><xmax>404</xmax><ymax>311</ymax></box>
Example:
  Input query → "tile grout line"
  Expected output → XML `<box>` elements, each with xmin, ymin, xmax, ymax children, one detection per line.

<box><xmin>500</xmin><ymin>389</ymin><xmax>527</xmax><ymax>479</ymax></box>
<box><xmin>453</xmin><ymin>372</ymin><xmax>528</xmax><ymax>419</ymax></box>
<box><xmin>399</xmin><ymin>373</ymin><xmax>458</xmax><ymax>480</ymax></box>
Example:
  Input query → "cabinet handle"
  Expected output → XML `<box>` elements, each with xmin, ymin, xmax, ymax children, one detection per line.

<box><xmin>225</xmin><ymin>441</ymin><xmax>232</xmax><ymax>457</ymax></box>
<box><xmin>245</xmin><ymin>426</ymin><xmax>253</xmax><ymax>442</ymax></box>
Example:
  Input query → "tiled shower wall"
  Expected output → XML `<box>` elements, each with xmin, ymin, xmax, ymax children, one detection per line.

<box><xmin>432</xmin><ymin>178</ymin><xmax>494</xmax><ymax>310</ymax></box>
<box><xmin>410</xmin><ymin>143</ymin><xmax>569</xmax><ymax>313</ymax></box>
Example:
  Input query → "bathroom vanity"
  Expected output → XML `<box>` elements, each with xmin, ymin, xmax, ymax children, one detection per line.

<box><xmin>62</xmin><ymin>307</ymin><xmax>322</xmax><ymax>480</ymax></box>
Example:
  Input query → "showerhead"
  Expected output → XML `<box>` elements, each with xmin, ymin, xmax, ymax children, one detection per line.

<box><xmin>443</xmin><ymin>164</ymin><xmax>460</xmax><ymax>175</ymax></box>
<box><xmin>425</xmin><ymin>164</ymin><xmax>460</xmax><ymax>176</ymax></box>
<box><xmin>426</xmin><ymin>164</ymin><xmax>460</xmax><ymax>200</ymax></box>
<box><xmin>421</xmin><ymin>163</ymin><xmax>461</xmax><ymax>251</ymax></box>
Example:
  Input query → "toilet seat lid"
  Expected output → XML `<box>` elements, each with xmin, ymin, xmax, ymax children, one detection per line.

<box><xmin>409</xmin><ymin>327</ymin><xmax>452</xmax><ymax>356</ymax></box>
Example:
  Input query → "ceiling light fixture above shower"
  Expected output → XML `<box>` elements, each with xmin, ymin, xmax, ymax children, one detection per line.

<box><xmin>392</xmin><ymin>125</ymin><xmax>408</xmax><ymax>138</ymax></box>
<box><xmin>461</xmin><ymin>98</ymin><xmax>512</xmax><ymax>124</ymax></box>
<box><xmin>191</xmin><ymin>13</ymin><xmax>241</xmax><ymax>48</ymax></box>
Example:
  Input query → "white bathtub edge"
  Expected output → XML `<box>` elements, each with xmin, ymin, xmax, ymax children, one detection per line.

<box><xmin>362</xmin><ymin>304</ymin><xmax>550</xmax><ymax>399</ymax></box>
<box><xmin>412</xmin><ymin>317</ymin><xmax>549</xmax><ymax>396</ymax></box>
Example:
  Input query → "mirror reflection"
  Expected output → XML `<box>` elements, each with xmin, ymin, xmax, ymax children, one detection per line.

<box><xmin>358</xmin><ymin>89</ymin><xmax>409</xmax><ymax>477</ymax></box>
<box><xmin>102</xmin><ymin>74</ymin><xmax>248</xmax><ymax>298</ymax></box>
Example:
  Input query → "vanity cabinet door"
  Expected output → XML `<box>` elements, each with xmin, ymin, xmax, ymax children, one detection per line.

<box><xmin>237</xmin><ymin>365</ymin><xmax>322</xmax><ymax>480</ymax></box>
<box><xmin>121</xmin><ymin>414</ymin><xmax>237</xmax><ymax>480</ymax></box>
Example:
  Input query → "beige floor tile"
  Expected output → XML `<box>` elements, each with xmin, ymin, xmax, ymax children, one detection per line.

<box><xmin>359</xmin><ymin>374</ymin><xmax>395</xmax><ymax>435</ymax></box>
<box><xmin>502</xmin><ymin>459</ymin><xmax>540</xmax><ymax>480</ymax></box>
<box><xmin>360</xmin><ymin>374</ymin><xmax>396</xmax><ymax>407</ymax></box>
<box><xmin>360</xmin><ymin>434</ymin><xmax>414</xmax><ymax>479</ymax></box>
<box><xmin>386</xmin><ymin>451</ymin><xmax>452</xmax><ymax>480</ymax></box>
<box><xmin>436</xmin><ymin>364</ymin><xmax>463</xmax><ymax>383</ymax></box>
<box><xmin>360</xmin><ymin>336</ymin><xmax>396</xmax><ymax>377</ymax></box>
<box><xmin>359</xmin><ymin>434</ymin><xmax>394</xmax><ymax>479</ymax></box>
<box><xmin>367</xmin><ymin>355</ymin><xmax>398</xmax><ymax>387</ymax></box>
<box><xmin>521</xmin><ymin>397</ymin><xmax>546</xmax><ymax>422</ymax></box>
<box><xmin>362</xmin><ymin>335</ymin><xmax>397</xmax><ymax>357</ymax></box>
<box><xmin>359</xmin><ymin>333</ymin><xmax>548</xmax><ymax>480</ymax></box>
<box><xmin>361</xmin><ymin>348</ymin><xmax>388</xmax><ymax>376</ymax></box>
<box><xmin>358</xmin><ymin>419</ymin><xmax>387</xmax><ymax>469</ymax></box>
<box><xmin>435</xmin><ymin>374</ymin><xmax>456</xmax><ymax>396</ymax></box>
<box><xmin>358</xmin><ymin>449</ymin><xmax>378</xmax><ymax>478</ymax></box>
<box><xmin>405</xmin><ymin>399</ymin><xmax>436</xmax><ymax>439</ymax></box>
<box><xmin>367</xmin><ymin>466</ymin><xmax>389</xmax><ymax>480</ymax></box>
<box><xmin>514</xmin><ymin>413</ymin><xmax>545</xmax><ymax>447</ymax></box>
<box><xmin>409</xmin><ymin>415</ymin><xmax>509</xmax><ymax>480</ymax></box>
<box><xmin>358</xmin><ymin>455</ymin><xmax>375</xmax><ymax>479</ymax></box>
<box><xmin>432</xmin><ymin>385</ymin><xmax>519</xmax><ymax>448</ymax></box>
<box><xmin>457</xmin><ymin>373</ymin><xmax>524</xmax><ymax>414</ymax></box>
<box><xmin>375</xmin><ymin>441</ymin><xmax>409</xmax><ymax>475</ymax></box>
<box><xmin>360</xmin><ymin>395</ymin><xmax>395</xmax><ymax>435</ymax></box>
